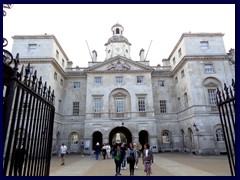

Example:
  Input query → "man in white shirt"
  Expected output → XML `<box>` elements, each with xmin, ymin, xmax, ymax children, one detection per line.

<box><xmin>60</xmin><ymin>143</ymin><xmax>67</xmax><ymax>165</ymax></box>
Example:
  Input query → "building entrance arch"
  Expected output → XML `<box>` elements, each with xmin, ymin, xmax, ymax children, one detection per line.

<box><xmin>109</xmin><ymin>126</ymin><xmax>132</xmax><ymax>145</ymax></box>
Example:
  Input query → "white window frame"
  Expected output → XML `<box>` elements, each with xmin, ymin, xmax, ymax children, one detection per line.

<box><xmin>158</xmin><ymin>80</ymin><xmax>164</xmax><ymax>87</ymax></box>
<box><xmin>71</xmin><ymin>133</ymin><xmax>79</xmax><ymax>144</ymax></box>
<box><xmin>204</xmin><ymin>64</ymin><xmax>214</xmax><ymax>73</ymax></box>
<box><xmin>28</xmin><ymin>44</ymin><xmax>37</xmax><ymax>52</ymax></box>
<box><xmin>216</xmin><ymin>128</ymin><xmax>224</xmax><ymax>142</ymax></box>
<box><xmin>200</xmin><ymin>41</ymin><xmax>209</xmax><ymax>49</ymax></box>
<box><xmin>208</xmin><ymin>89</ymin><xmax>217</xmax><ymax>105</ymax></box>
<box><xmin>162</xmin><ymin>131</ymin><xmax>171</xmax><ymax>143</ymax></box>
<box><xmin>94</xmin><ymin>77</ymin><xmax>102</xmax><ymax>84</ymax></box>
<box><xmin>73</xmin><ymin>102</ymin><xmax>80</xmax><ymax>115</ymax></box>
<box><xmin>73</xmin><ymin>82</ymin><xmax>80</xmax><ymax>88</ymax></box>
<box><xmin>138</xmin><ymin>97</ymin><xmax>146</xmax><ymax>112</ymax></box>
<box><xmin>116</xmin><ymin>98</ymin><xmax>124</xmax><ymax>113</ymax></box>
<box><xmin>160</xmin><ymin>100</ymin><xmax>166</xmax><ymax>113</ymax></box>
<box><xmin>94</xmin><ymin>98</ymin><xmax>101</xmax><ymax>113</ymax></box>
<box><xmin>116</xmin><ymin>76</ymin><xmax>123</xmax><ymax>84</ymax></box>
<box><xmin>137</xmin><ymin>76</ymin><xmax>144</xmax><ymax>84</ymax></box>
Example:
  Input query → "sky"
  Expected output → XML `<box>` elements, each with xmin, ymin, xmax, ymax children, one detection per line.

<box><xmin>3</xmin><ymin>4</ymin><xmax>235</xmax><ymax>68</ymax></box>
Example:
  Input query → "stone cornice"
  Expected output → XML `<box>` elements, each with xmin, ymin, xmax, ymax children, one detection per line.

<box><xmin>170</xmin><ymin>55</ymin><xmax>229</xmax><ymax>76</ymax></box>
<box><xmin>168</xmin><ymin>33</ymin><xmax>224</xmax><ymax>59</ymax></box>
<box><xmin>19</xmin><ymin>58</ymin><xmax>68</xmax><ymax>78</ymax></box>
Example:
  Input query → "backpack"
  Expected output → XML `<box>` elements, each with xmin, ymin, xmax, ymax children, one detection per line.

<box><xmin>127</xmin><ymin>149</ymin><xmax>134</xmax><ymax>163</ymax></box>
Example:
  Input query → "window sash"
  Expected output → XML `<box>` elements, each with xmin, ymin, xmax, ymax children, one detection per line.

<box><xmin>94</xmin><ymin>98</ymin><xmax>101</xmax><ymax>113</ymax></box>
<box><xmin>116</xmin><ymin>98</ymin><xmax>124</xmax><ymax>112</ymax></box>
<box><xmin>73</xmin><ymin>102</ymin><xmax>80</xmax><ymax>115</ymax></box>
<box><xmin>208</xmin><ymin>89</ymin><xmax>217</xmax><ymax>105</ymax></box>
<box><xmin>138</xmin><ymin>98</ymin><xmax>146</xmax><ymax>111</ymax></box>
<box><xmin>95</xmin><ymin>77</ymin><xmax>102</xmax><ymax>84</ymax></box>
<box><xmin>137</xmin><ymin>76</ymin><xmax>144</xmax><ymax>83</ymax></box>
<box><xmin>160</xmin><ymin>100</ymin><xmax>166</xmax><ymax>113</ymax></box>
<box><xmin>205</xmin><ymin>64</ymin><xmax>213</xmax><ymax>73</ymax></box>
<box><xmin>74</xmin><ymin>82</ymin><xmax>80</xmax><ymax>88</ymax></box>
<box><xmin>116</xmin><ymin>77</ymin><xmax>123</xmax><ymax>84</ymax></box>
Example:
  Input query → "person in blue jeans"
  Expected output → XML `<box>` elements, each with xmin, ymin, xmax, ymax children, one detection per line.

<box><xmin>94</xmin><ymin>142</ymin><xmax>101</xmax><ymax>160</ymax></box>
<box><xmin>121</xmin><ymin>142</ymin><xmax>127</xmax><ymax>169</ymax></box>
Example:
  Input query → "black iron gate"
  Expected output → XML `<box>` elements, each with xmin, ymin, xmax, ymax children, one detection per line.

<box><xmin>3</xmin><ymin>43</ymin><xmax>55</xmax><ymax>176</ymax></box>
<box><xmin>216</xmin><ymin>79</ymin><xmax>235</xmax><ymax>176</ymax></box>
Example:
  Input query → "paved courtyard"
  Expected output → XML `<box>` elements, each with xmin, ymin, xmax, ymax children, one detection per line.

<box><xmin>49</xmin><ymin>152</ymin><xmax>231</xmax><ymax>176</ymax></box>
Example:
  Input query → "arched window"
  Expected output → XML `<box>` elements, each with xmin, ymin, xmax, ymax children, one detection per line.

<box><xmin>116</xmin><ymin>28</ymin><xmax>120</xmax><ymax>34</ymax></box>
<box><xmin>188</xmin><ymin>128</ymin><xmax>194</xmax><ymax>143</ymax></box>
<box><xmin>162</xmin><ymin>130</ymin><xmax>171</xmax><ymax>143</ymax></box>
<box><xmin>216</xmin><ymin>128</ymin><xmax>224</xmax><ymax>142</ymax></box>
<box><xmin>71</xmin><ymin>133</ymin><xmax>78</xmax><ymax>144</ymax></box>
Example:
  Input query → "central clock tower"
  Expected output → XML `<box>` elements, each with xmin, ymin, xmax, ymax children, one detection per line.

<box><xmin>105</xmin><ymin>23</ymin><xmax>132</xmax><ymax>60</ymax></box>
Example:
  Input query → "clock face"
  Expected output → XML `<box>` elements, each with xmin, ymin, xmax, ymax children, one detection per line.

<box><xmin>114</xmin><ymin>47</ymin><xmax>123</xmax><ymax>54</ymax></box>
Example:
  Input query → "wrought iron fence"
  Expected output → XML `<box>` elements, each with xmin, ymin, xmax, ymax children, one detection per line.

<box><xmin>3</xmin><ymin>4</ymin><xmax>55</xmax><ymax>176</ymax></box>
<box><xmin>216</xmin><ymin>79</ymin><xmax>235</xmax><ymax>176</ymax></box>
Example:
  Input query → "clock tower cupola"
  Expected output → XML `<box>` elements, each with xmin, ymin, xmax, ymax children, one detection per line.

<box><xmin>105</xmin><ymin>23</ymin><xmax>131</xmax><ymax>60</ymax></box>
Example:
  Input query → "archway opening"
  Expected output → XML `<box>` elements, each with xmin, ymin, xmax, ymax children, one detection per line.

<box><xmin>139</xmin><ymin>130</ymin><xmax>148</xmax><ymax>151</ymax></box>
<box><xmin>109</xmin><ymin>126</ymin><xmax>132</xmax><ymax>146</ymax></box>
<box><xmin>92</xmin><ymin>131</ymin><xmax>103</xmax><ymax>149</ymax></box>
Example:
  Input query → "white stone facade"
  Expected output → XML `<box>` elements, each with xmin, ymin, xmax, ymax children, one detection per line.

<box><xmin>11</xmin><ymin>24</ymin><xmax>235</xmax><ymax>155</ymax></box>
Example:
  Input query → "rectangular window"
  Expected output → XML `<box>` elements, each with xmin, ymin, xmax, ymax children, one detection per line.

<box><xmin>62</xmin><ymin>59</ymin><xmax>65</xmax><ymax>67</ymax></box>
<box><xmin>95</xmin><ymin>77</ymin><xmax>102</xmax><ymax>84</ymax></box>
<box><xmin>137</xmin><ymin>76</ymin><xmax>144</xmax><ymax>84</ymax></box>
<box><xmin>181</xmin><ymin>70</ymin><xmax>185</xmax><ymax>78</ymax></box>
<box><xmin>73</xmin><ymin>102</ymin><xmax>80</xmax><ymax>115</ymax></box>
<box><xmin>204</xmin><ymin>64</ymin><xmax>214</xmax><ymax>73</ymax></box>
<box><xmin>94</xmin><ymin>98</ymin><xmax>101</xmax><ymax>113</ymax></box>
<box><xmin>208</xmin><ymin>89</ymin><xmax>217</xmax><ymax>105</ymax></box>
<box><xmin>28</xmin><ymin>44</ymin><xmax>37</xmax><ymax>52</ymax></box>
<box><xmin>116</xmin><ymin>98</ymin><xmax>124</xmax><ymax>113</ymax></box>
<box><xmin>158</xmin><ymin>80</ymin><xmax>164</xmax><ymax>87</ymax></box>
<box><xmin>73</xmin><ymin>82</ymin><xmax>80</xmax><ymax>88</ymax></box>
<box><xmin>60</xmin><ymin>79</ymin><xmax>63</xmax><ymax>86</ymax></box>
<box><xmin>138</xmin><ymin>97</ymin><xmax>145</xmax><ymax>112</ymax></box>
<box><xmin>160</xmin><ymin>100</ymin><xmax>166</xmax><ymax>113</ymax></box>
<box><xmin>200</xmin><ymin>41</ymin><xmax>209</xmax><ymax>49</ymax></box>
<box><xmin>178</xmin><ymin>48</ymin><xmax>182</xmax><ymax>57</ymax></box>
<box><xmin>56</xmin><ymin>50</ymin><xmax>59</xmax><ymax>59</ymax></box>
<box><xmin>116</xmin><ymin>77</ymin><xmax>123</xmax><ymax>84</ymax></box>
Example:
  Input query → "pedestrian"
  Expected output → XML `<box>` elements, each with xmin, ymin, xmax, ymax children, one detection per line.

<box><xmin>106</xmin><ymin>143</ymin><xmax>111</xmax><ymax>159</ymax></box>
<box><xmin>80</xmin><ymin>142</ymin><xmax>84</xmax><ymax>156</ymax></box>
<box><xmin>142</xmin><ymin>143</ymin><xmax>154</xmax><ymax>176</ymax></box>
<box><xmin>95</xmin><ymin>142</ymin><xmax>101</xmax><ymax>160</ymax></box>
<box><xmin>126</xmin><ymin>142</ymin><xmax>137</xmax><ymax>176</ymax></box>
<box><xmin>14</xmin><ymin>142</ymin><xmax>26</xmax><ymax>176</ymax></box>
<box><xmin>102</xmin><ymin>144</ymin><xmax>107</xmax><ymax>160</ymax></box>
<box><xmin>60</xmin><ymin>143</ymin><xmax>67</xmax><ymax>165</ymax></box>
<box><xmin>121</xmin><ymin>142</ymin><xmax>127</xmax><ymax>170</ymax></box>
<box><xmin>114</xmin><ymin>145</ymin><xmax>123</xmax><ymax>176</ymax></box>
<box><xmin>133</xmin><ymin>143</ymin><xmax>139</xmax><ymax>169</ymax></box>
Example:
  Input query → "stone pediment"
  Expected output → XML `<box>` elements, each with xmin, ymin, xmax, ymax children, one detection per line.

<box><xmin>85</xmin><ymin>56</ymin><xmax>153</xmax><ymax>72</ymax></box>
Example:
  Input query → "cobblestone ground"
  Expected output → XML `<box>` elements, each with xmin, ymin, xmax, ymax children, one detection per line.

<box><xmin>50</xmin><ymin>152</ymin><xmax>231</xmax><ymax>176</ymax></box>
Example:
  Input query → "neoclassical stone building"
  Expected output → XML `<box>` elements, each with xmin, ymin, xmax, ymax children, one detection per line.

<box><xmin>11</xmin><ymin>23</ymin><xmax>235</xmax><ymax>155</ymax></box>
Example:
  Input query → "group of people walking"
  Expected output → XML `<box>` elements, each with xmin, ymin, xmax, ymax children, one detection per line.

<box><xmin>111</xmin><ymin>142</ymin><xmax>154</xmax><ymax>176</ymax></box>
<box><xmin>58</xmin><ymin>141</ymin><xmax>153</xmax><ymax>176</ymax></box>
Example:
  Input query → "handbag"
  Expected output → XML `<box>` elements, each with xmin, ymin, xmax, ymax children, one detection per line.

<box><xmin>127</xmin><ymin>156</ymin><xmax>133</xmax><ymax>163</ymax></box>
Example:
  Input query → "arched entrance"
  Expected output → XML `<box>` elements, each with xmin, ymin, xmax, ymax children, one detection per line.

<box><xmin>92</xmin><ymin>131</ymin><xmax>103</xmax><ymax>149</ymax></box>
<box><xmin>139</xmin><ymin>130</ymin><xmax>148</xmax><ymax>151</ymax></box>
<box><xmin>109</xmin><ymin>127</ymin><xmax>132</xmax><ymax>146</ymax></box>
